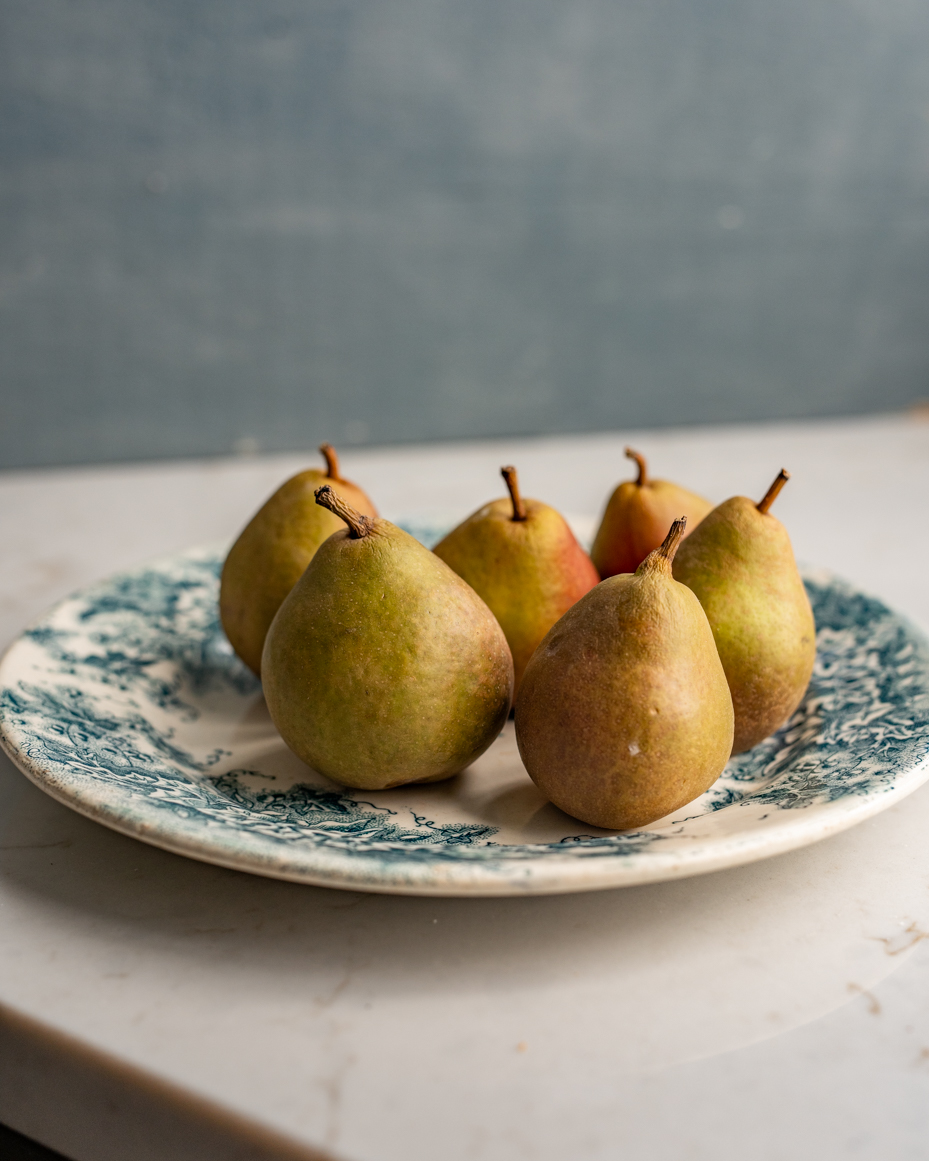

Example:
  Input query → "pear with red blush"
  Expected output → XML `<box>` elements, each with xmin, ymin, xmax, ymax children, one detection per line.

<box><xmin>591</xmin><ymin>448</ymin><xmax>711</xmax><ymax>579</ymax></box>
<box><xmin>433</xmin><ymin>466</ymin><xmax>599</xmax><ymax>694</ymax></box>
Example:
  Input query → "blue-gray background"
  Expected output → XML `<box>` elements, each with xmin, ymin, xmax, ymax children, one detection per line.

<box><xmin>3</xmin><ymin>0</ymin><xmax>929</xmax><ymax>469</ymax></box>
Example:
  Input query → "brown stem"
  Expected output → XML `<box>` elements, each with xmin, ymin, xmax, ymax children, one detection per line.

<box><xmin>657</xmin><ymin>517</ymin><xmax>687</xmax><ymax>562</ymax></box>
<box><xmin>636</xmin><ymin>517</ymin><xmax>687</xmax><ymax>575</ymax></box>
<box><xmin>757</xmin><ymin>469</ymin><xmax>790</xmax><ymax>514</ymax></box>
<box><xmin>319</xmin><ymin>443</ymin><xmax>342</xmax><ymax>480</ymax></box>
<box><xmin>625</xmin><ymin>447</ymin><xmax>648</xmax><ymax>487</ymax></box>
<box><xmin>315</xmin><ymin>485</ymin><xmax>371</xmax><ymax>538</ymax></box>
<box><xmin>501</xmin><ymin>466</ymin><xmax>528</xmax><ymax>521</ymax></box>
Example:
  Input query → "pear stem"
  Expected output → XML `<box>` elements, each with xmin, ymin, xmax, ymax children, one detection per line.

<box><xmin>501</xmin><ymin>466</ymin><xmax>528</xmax><ymax>522</ymax></box>
<box><xmin>315</xmin><ymin>485</ymin><xmax>371</xmax><ymax>538</ymax></box>
<box><xmin>656</xmin><ymin>517</ymin><xmax>687</xmax><ymax>563</ymax></box>
<box><xmin>757</xmin><ymin>469</ymin><xmax>790</xmax><ymax>515</ymax></box>
<box><xmin>319</xmin><ymin>443</ymin><xmax>341</xmax><ymax>480</ymax></box>
<box><xmin>625</xmin><ymin>448</ymin><xmax>648</xmax><ymax>487</ymax></box>
<box><xmin>637</xmin><ymin>517</ymin><xmax>687</xmax><ymax>575</ymax></box>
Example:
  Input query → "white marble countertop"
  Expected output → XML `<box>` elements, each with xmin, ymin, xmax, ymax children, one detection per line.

<box><xmin>2</xmin><ymin>414</ymin><xmax>929</xmax><ymax>1161</ymax></box>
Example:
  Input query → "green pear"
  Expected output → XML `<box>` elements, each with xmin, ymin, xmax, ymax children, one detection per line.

<box><xmin>515</xmin><ymin>519</ymin><xmax>734</xmax><ymax>830</ymax></box>
<box><xmin>432</xmin><ymin>466</ymin><xmax>599</xmax><ymax>694</ymax></box>
<box><xmin>591</xmin><ymin>448</ymin><xmax>712</xmax><ymax>579</ymax></box>
<box><xmin>220</xmin><ymin>444</ymin><xmax>377</xmax><ymax>675</ymax></box>
<box><xmin>672</xmin><ymin>470</ymin><xmax>816</xmax><ymax>754</ymax></box>
<box><xmin>261</xmin><ymin>487</ymin><xmax>514</xmax><ymax>790</ymax></box>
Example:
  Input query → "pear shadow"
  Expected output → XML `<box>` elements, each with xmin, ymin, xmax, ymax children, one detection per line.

<box><xmin>473</xmin><ymin>781</ymin><xmax>619</xmax><ymax>844</ymax></box>
<box><xmin>478</xmin><ymin>781</ymin><xmax>551</xmax><ymax>829</ymax></box>
<box><xmin>237</xmin><ymin>693</ymin><xmax>272</xmax><ymax>727</ymax></box>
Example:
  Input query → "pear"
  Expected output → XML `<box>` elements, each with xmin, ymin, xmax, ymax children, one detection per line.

<box><xmin>590</xmin><ymin>448</ymin><xmax>712</xmax><ymax>579</ymax></box>
<box><xmin>433</xmin><ymin>466</ymin><xmax>599</xmax><ymax>694</ymax></box>
<box><xmin>672</xmin><ymin>470</ymin><xmax>816</xmax><ymax>754</ymax></box>
<box><xmin>515</xmin><ymin>519</ymin><xmax>734</xmax><ymax>830</ymax></box>
<box><xmin>220</xmin><ymin>444</ymin><xmax>377</xmax><ymax>675</ymax></box>
<box><xmin>261</xmin><ymin>487</ymin><xmax>514</xmax><ymax>790</ymax></box>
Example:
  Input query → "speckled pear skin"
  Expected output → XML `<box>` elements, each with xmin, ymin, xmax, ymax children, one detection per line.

<box><xmin>261</xmin><ymin>519</ymin><xmax>514</xmax><ymax>791</ymax></box>
<box><xmin>433</xmin><ymin>497</ymin><xmax>599</xmax><ymax>693</ymax></box>
<box><xmin>515</xmin><ymin>531</ymin><xmax>734</xmax><ymax>830</ymax></box>
<box><xmin>220</xmin><ymin>462</ymin><xmax>377</xmax><ymax>676</ymax></box>
<box><xmin>591</xmin><ymin>455</ymin><xmax>712</xmax><ymax>579</ymax></box>
<box><xmin>672</xmin><ymin>496</ymin><xmax>816</xmax><ymax>754</ymax></box>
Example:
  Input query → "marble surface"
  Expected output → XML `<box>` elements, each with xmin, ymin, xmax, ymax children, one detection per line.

<box><xmin>2</xmin><ymin>415</ymin><xmax>929</xmax><ymax>1160</ymax></box>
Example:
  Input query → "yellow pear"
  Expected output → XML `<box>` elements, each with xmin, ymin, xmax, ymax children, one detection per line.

<box><xmin>220</xmin><ymin>444</ymin><xmax>377</xmax><ymax>675</ymax></box>
<box><xmin>672</xmin><ymin>469</ymin><xmax>816</xmax><ymax>753</ymax></box>
<box><xmin>262</xmin><ymin>487</ymin><xmax>514</xmax><ymax>789</ymax></box>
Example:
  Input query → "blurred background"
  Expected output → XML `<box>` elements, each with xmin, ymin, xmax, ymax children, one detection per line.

<box><xmin>3</xmin><ymin>0</ymin><xmax>929</xmax><ymax>471</ymax></box>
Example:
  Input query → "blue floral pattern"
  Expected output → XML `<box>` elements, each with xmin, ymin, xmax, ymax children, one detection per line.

<box><xmin>1</xmin><ymin>543</ymin><xmax>928</xmax><ymax>893</ymax></box>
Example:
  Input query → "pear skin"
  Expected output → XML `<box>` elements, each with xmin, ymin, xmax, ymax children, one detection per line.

<box><xmin>515</xmin><ymin>519</ymin><xmax>734</xmax><ymax>830</ymax></box>
<box><xmin>262</xmin><ymin>487</ymin><xmax>514</xmax><ymax>790</ymax></box>
<box><xmin>672</xmin><ymin>470</ymin><xmax>816</xmax><ymax>754</ymax></box>
<box><xmin>433</xmin><ymin>466</ymin><xmax>599</xmax><ymax>693</ymax></box>
<box><xmin>220</xmin><ymin>444</ymin><xmax>377</xmax><ymax>675</ymax></box>
<box><xmin>591</xmin><ymin>448</ymin><xmax>712</xmax><ymax>579</ymax></box>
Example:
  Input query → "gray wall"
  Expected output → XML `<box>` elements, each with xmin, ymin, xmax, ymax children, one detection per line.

<box><xmin>3</xmin><ymin>0</ymin><xmax>929</xmax><ymax>469</ymax></box>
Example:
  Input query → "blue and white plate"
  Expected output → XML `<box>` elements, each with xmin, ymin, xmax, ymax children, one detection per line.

<box><xmin>2</xmin><ymin>541</ymin><xmax>929</xmax><ymax>896</ymax></box>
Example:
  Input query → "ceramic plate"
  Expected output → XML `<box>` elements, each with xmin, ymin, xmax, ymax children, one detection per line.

<box><xmin>2</xmin><ymin>536</ymin><xmax>929</xmax><ymax>896</ymax></box>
